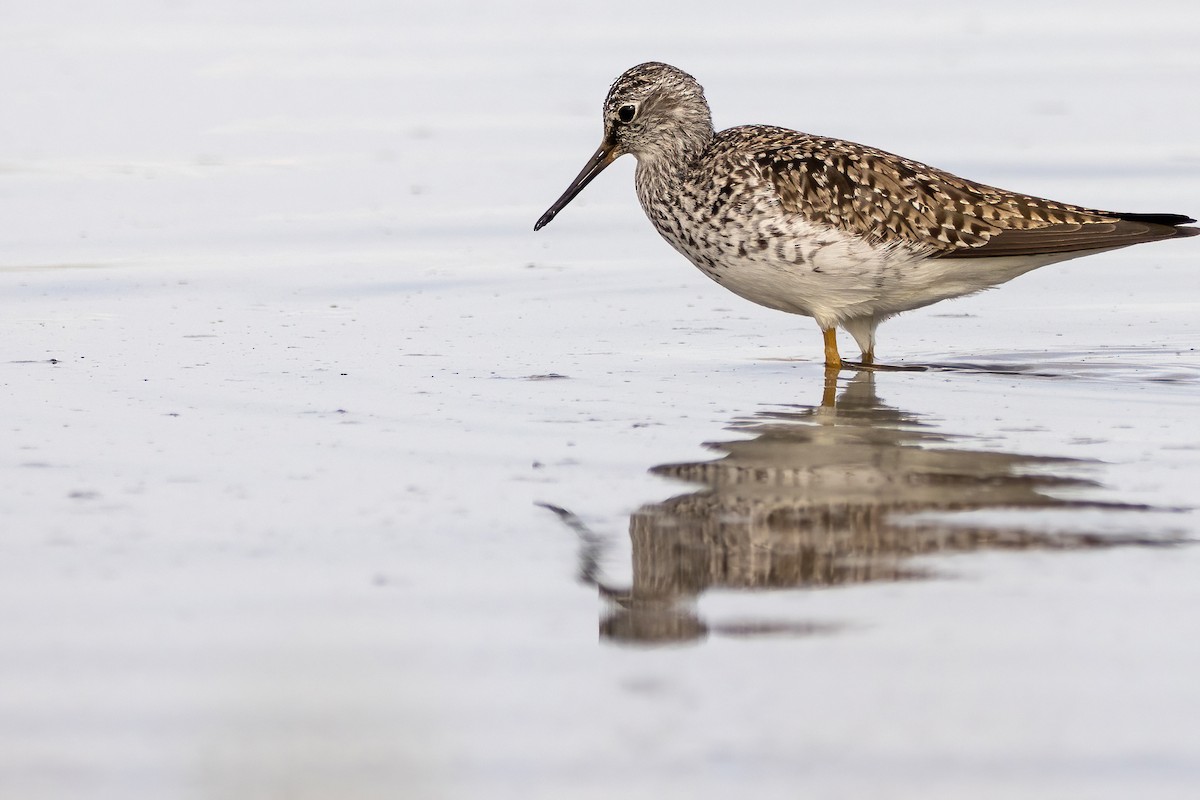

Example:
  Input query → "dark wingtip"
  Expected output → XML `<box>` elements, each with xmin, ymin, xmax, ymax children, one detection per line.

<box><xmin>1113</xmin><ymin>212</ymin><xmax>1198</xmax><ymax>240</ymax></box>
<box><xmin>1115</xmin><ymin>212</ymin><xmax>1196</xmax><ymax>226</ymax></box>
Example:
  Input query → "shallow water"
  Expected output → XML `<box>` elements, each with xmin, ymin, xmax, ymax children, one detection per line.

<box><xmin>2</xmin><ymin>3</ymin><xmax>1200</xmax><ymax>799</ymax></box>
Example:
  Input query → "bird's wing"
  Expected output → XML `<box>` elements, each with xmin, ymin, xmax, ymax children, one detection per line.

<box><xmin>937</xmin><ymin>216</ymin><xmax>1195</xmax><ymax>258</ymax></box>
<box><xmin>742</xmin><ymin>127</ymin><xmax>1192</xmax><ymax>258</ymax></box>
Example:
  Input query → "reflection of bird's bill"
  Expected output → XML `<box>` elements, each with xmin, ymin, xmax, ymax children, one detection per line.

<box><xmin>534</xmin><ymin>141</ymin><xmax>619</xmax><ymax>231</ymax></box>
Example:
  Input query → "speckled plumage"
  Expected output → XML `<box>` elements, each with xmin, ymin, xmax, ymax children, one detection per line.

<box><xmin>535</xmin><ymin>62</ymin><xmax>1197</xmax><ymax>366</ymax></box>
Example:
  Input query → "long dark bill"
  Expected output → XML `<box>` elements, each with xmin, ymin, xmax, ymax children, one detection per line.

<box><xmin>534</xmin><ymin>142</ymin><xmax>619</xmax><ymax>231</ymax></box>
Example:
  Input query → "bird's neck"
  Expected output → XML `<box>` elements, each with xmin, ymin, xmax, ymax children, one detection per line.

<box><xmin>633</xmin><ymin>121</ymin><xmax>714</xmax><ymax>200</ymax></box>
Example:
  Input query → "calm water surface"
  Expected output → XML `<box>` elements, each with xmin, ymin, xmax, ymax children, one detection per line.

<box><xmin>2</xmin><ymin>3</ymin><xmax>1199</xmax><ymax>799</ymax></box>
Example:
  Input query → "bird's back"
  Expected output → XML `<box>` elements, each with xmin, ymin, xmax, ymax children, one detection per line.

<box><xmin>696</xmin><ymin>125</ymin><xmax>1196</xmax><ymax>259</ymax></box>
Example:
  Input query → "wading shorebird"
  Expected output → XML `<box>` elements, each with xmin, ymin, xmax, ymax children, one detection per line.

<box><xmin>534</xmin><ymin>62</ymin><xmax>1196</xmax><ymax>368</ymax></box>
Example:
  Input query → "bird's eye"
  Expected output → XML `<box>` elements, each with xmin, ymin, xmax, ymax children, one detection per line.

<box><xmin>617</xmin><ymin>104</ymin><xmax>636</xmax><ymax>123</ymax></box>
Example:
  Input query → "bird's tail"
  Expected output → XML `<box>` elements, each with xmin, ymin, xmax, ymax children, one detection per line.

<box><xmin>1114</xmin><ymin>212</ymin><xmax>1198</xmax><ymax>238</ymax></box>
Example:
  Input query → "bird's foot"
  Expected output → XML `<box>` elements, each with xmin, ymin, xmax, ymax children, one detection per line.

<box><xmin>844</xmin><ymin>360</ymin><xmax>927</xmax><ymax>372</ymax></box>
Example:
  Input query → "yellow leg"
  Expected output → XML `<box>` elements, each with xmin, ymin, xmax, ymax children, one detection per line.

<box><xmin>822</xmin><ymin>328</ymin><xmax>842</xmax><ymax>369</ymax></box>
<box><xmin>860</xmin><ymin>345</ymin><xmax>875</xmax><ymax>366</ymax></box>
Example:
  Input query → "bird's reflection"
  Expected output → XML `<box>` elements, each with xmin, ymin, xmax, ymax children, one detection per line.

<box><xmin>546</xmin><ymin>371</ymin><xmax>1178</xmax><ymax>646</ymax></box>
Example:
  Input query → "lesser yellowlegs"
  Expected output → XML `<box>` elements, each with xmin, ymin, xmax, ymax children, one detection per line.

<box><xmin>535</xmin><ymin>62</ymin><xmax>1196</xmax><ymax>368</ymax></box>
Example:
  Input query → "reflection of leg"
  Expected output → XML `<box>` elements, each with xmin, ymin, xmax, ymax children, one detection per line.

<box><xmin>841</xmin><ymin>368</ymin><xmax>879</xmax><ymax>407</ymax></box>
<box><xmin>821</xmin><ymin>366</ymin><xmax>839</xmax><ymax>407</ymax></box>
<box><xmin>822</xmin><ymin>327</ymin><xmax>841</xmax><ymax>368</ymax></box>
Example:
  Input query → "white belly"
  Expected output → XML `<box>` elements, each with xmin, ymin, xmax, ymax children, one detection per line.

<box><xmin>656</xmin><ymin>216</ymin><xmax>1101</xmax><ymax>329</ymax></box>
